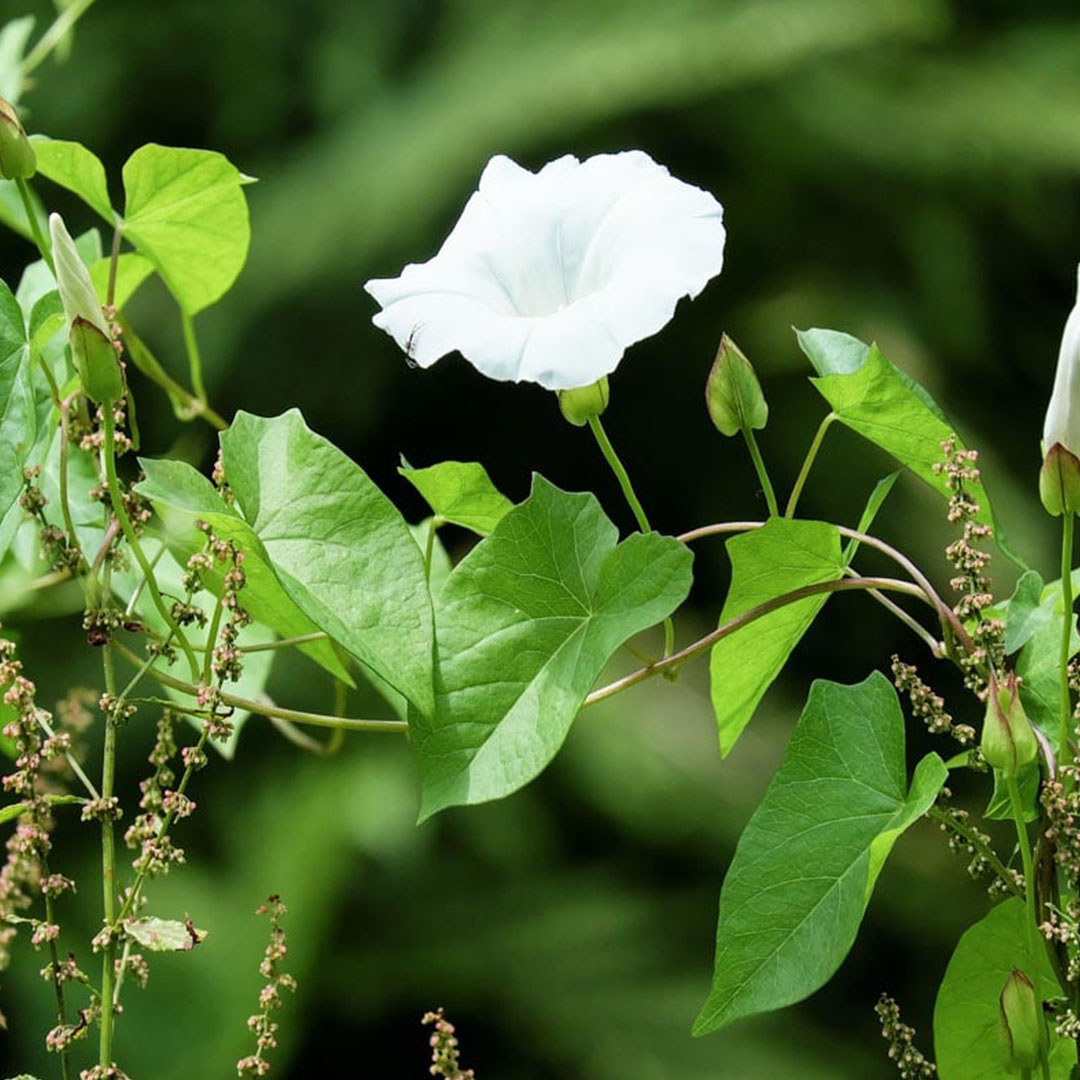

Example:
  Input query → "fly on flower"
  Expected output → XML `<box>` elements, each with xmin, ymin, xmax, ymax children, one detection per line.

<box><xmin>365</xmin><ymin>151</ymin><xmax>726</xmax><ymax>391</ymax></box>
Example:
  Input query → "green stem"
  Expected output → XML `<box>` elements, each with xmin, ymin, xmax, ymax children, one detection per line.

<box><xmin>785</xmin><ymin>413</ymin><xmax>835</xmax><ymax>518</ymax></box>
<box><xmin>201</xmin><ymin>592</ymin><xmax>225</xmax><ymax>685</ymax></box>
<box><xmin>98</xmin><ymin>641</ymin><xmax>118</xmax><ymax>1071</ymax></box>
<box><xmin>101</xmin><ymin>405</ymin><xmax>200</xmax><ymax>681</ymax></box>
<box><xmin>15</xmin><ymin>177</ymin><xmax>53</xmax><ymax>274</ymax></box>
<box><xmin>40</xmin><ymin>852</ymin><xmax>71</xmax><ymax>1080</ymax></box>
<box><xmin>21</xmin><ymin>0</ymin><xmax>101</xmax><ymax>76</ymax></box>
<box><xmin>180</xmin><ymin>311</ymin><xmax>207</xmax><ymax>403</ymax></box>
<box><xmin>587</xmin><ymin>414</ymin><xmax>675</xmax><ymax>656</ymax></box>
<box><xmin>423</xmin><ymin>517</ymin><xmax>439</xmax><ymax>582</ymax></box>
<box><xmin>58</xmin><ymin>395</ymin><xmax>90</xmax><ymax>576</ymax></box>
<box><xmin>1060</xmin><ymin>511</ymin><xmax>1075</xmax><ymax>774</ymax></box>
<box><xmin>1007</xmin><ymin>773</ymin><xmax>1055</xmax><ymax>1080</ymax></box>
<box><xmin>113</xmin><ymin>640</ymin><xmax>407</xmax><ymax>733</ymax></box>
<box><xmin>926</xmin><ymin>806</ymin><xmax>1021</xmax><ymax>896</ymax></box>
<box><xmin>113</xmin><ymin>726</ymin><xmax>211</xmax><ymax>927</ymax></box>
<box><xmin>106</xmin><ymin>224</ymin><xmax>124</xmax><ymax>308</ymax></box>
<box><xmin>118</xmin><ymin>314</ymin><xmax>225</xmax><ymax>430</ymax></box>
<box><xmin>741</xmin><ymin>427</ymin><xmax>779</xmax><ymax>518</ymax></box>
<box><xmin>585</xmin><ymin>574</ymin><xmax>928</xmax><ymax>706</ymax></box>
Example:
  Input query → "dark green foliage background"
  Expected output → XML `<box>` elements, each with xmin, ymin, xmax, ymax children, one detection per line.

<box><xmin>0</xmin><ymin>1</ymin><xmax>1075</xmax><ymax>1075</ymax></box>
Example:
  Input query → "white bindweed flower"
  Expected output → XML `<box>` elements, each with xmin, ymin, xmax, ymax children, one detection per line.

<box><xmin>364</xmin><ymin>151</ymin><xmax>725</xmax><ymax>391</ymax></box>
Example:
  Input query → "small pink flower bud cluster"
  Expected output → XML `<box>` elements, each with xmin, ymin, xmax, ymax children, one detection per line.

<box><xmin>933</xmin><ymin>437</ymin><xmax>1004</xmax><ymax>695</ymax></box>
<box><xmin>422</xmin><ymin>1007</ymin><xmax>476</xmax><ymax>1079</ymax></box>
<box><xmin>1042</xmin><ymin>766</ymin><xmax>1080</xmax><ymax>886</ymax></box>
<box><xmin>237</xmin><ymin>895</ymin><xmax>296</xmax><ymax>1078</ymax></box>
<box><xmin>891</xmin><ymin>656</ymin><xmax>977</xmax><ymax>750</ymax></box>
<box><xmin>17</xmin><ymin>467</ymin><xmax>81</xmax><ymax>573</ymax></box>
<box><xmin>46</xmin><ymin>1004</ymin><xmax>92</xmax><ymax>1053</ymax></box>
<box><xmin>932</xmin><ymin>788</ymin><xmax>1021</xmax><ymax>897</ymax></box>
<box><xmin>875</xmin><ymin>994</ymin><xmax>936</xmax><ymax>1078</ymax></box>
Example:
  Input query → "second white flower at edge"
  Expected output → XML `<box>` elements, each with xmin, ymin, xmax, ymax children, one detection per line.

<box><xmin>364</xmin><ymin>151</ymin><xmax>726</xmax><ymax>392</ymax></box>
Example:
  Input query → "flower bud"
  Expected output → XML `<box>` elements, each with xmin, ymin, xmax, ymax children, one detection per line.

<box><xmin>1040</xmin><ymin>442</ymin><xmax>1080</xmax><ymax>516</ymax></box>
<box><xmin>705</xmin><ymin>333</ymin><xmax>768</xmax><ymax>437</ymax></box>
<box><xmin>1043</xmin><ymin>264</ymin><xmax>1080</xmax><ymax>515</ymax></box>
<box><xmin>558</xmin><ymin>377</ymin><xmax>609</xmax><ymax>427</ymax></box>
<box><xmin>980</xmin><ymin>670</ymin><xmax>1038</xmax><ymax>778</ymax></box>
<box><xmin>50</xmin><ymin>212</ymin><xmax>123</xmax><ymax>403</ymax></box>
<box><xmin>70</xmin><ymin>316</ymin><xmax>124</xmax><ymax>404</ymax></box>
<box><xmin>0</xmin><ymin>96</ymin><xmax>35</xmax><ymax>180</ymax></box>
<box><xmin>999</xmin><ymin>969</ymin><xmax>1043</xmax><ymax>1073</ymax></box>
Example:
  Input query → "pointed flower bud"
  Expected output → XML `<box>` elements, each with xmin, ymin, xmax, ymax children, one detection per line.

<box><xmin>1040</xmin><ymin>442</ymin><xmax>1080</xmax><ymax>516</ymax></box>
<box><xmin>49</xmin><ymin>213</ymin><xmax>123</xmax><ymax>403</ymax></box>
<box><xmin>980</xmin><ymin>670</ymin><xmax>1038</xmax><ymax>777</ymax></box>
<box><xmin>705</xmin><ymin>333</ymin><xmax>768</xmax><ymax>437</ymax></box>
<box><xmin>558</xmin><ymin>377</ymin><xmax>609</xmax><ymax>427</ymax></box>
<box><xmin>999</xmin><ymin>969</ymin><xmax>1043</xmax><ymax>1073</ymax></box>
<box><xmin>1042</xmin><ymin>265</ymin><xmax>1080</xmax><ymax>515</ymax></box>
<box><xmin>0</xmin><ymin>96</ymin><xmax>35</xmax><ymax>180</ymax></box>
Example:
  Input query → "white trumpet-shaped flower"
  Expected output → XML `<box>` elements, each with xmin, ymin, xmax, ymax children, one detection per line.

<box><xmin>364</xmin><ymin>151</ymin><xmax>726</xmax><ymax>391</ymax></box>
<box><xmin>1044</xmin><ymin>265</ymin><xmax>1080</xmax><ymax>457</ymax></box>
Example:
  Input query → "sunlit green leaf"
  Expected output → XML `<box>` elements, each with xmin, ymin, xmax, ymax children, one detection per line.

<box><xmin>934</xmin><ymin>898</ymin><xmax>1073</xmax><ymax>1078</ymax></box>
<box><xmin>843</xmin><ymin>471</ymin><xmax>899</xmax><ymax>562</ymax></box>
<box><xmin>123</xmin><ymin>144</ymin><xmax>251</xmax><ymax>314</ymax></box>
<box><xmin>400</xmin><ymin>459</ymin><xmax>514</xmax><ymax>536</ymax></box>
<box><xmin>1004</xmin><ymin>570</ymin><xmax>1047</xmax><ymax>656</ymax></box>
<box><xmin>1014</xmin><ymin>575</ymin><xmax>1080</xmax><ymax>743</ymax></box>
<box><xmin>219</xmin><ymin>409</ymin><xmax>433</xmax><ymax>713</ymax></box>
<box><xmin>0</xmin><ymin>278</ymin><xmax>36</xmax><ymax>560</ymax></box>
<box><xmin>0</xmin><ymin>15</ymin><xmax>34</xmax><ymax>105</ymax></box>
<box><xmin>135</xmin><ymin>457</ymin><xmax>352</xmax><ymax>689</ymax></box>
<box><xmin>413</xmin><ymin>475</ymin><xmax>693</xmax><ymax>820</ymax></box>
<box><xmin>30</xmin><ymin>136</ymin><xmax>115</xmax><ymax>221</ymax></box>
<box><xmin>709</xmin><ymin>518</ymin><xmax>844</xmax><ymax>756</ymax></box>
<box><xmin>694</xmin><ymin>673</ymin><xmax>946</xmax><ymax>1035</ymax></box>
<box><xmin>796</xmin><ymin>327</ymin><xmax>1024</xmax><ymax>568</ymax></box>
<box><xmin>89</xmin><ymin>252</ymin><xmax>155</xmax><ymax>309</ymax></box>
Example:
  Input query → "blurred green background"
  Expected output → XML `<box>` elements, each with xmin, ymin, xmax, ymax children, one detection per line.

<box><xmin>1</xmin><ymin>0</ymin><xmax>1077</xmax><ymax>1076</ymax></box>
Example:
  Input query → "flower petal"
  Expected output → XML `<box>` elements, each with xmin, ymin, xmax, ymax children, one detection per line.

<box><xmin>365</xmin><ymin>149</ymin><xmax>725</xmax><ymax>389</ymax></box>
<box><xmin>1044</xmin><ymin>266</ymin><xmax>1080</xmax><ymax>455</ymax></box>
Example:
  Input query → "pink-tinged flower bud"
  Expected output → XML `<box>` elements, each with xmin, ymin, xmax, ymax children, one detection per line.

<box><xmin>1039</xmin><ymin>442</ymin><xmax>1080</xmax><ymax>516</ymax></box>
<box><xmin>1042</xmin><ymin>265</ymin><xmax>1080</xmax><ymax>515</ymax></box>
<box><xmin>0</xmin><ymin>96</ymin><xmax>35</xmax><ymax>180</ymax></box>
<box><xmin>999</xmin><ymin>969</ymin><xmax>1043</xmax><ymax>1073</ymax></box>
<box><xmin>980</xmin><ymin>670</ymin><xmax>1038</xmax><ymax>777</ymax></box>
<box><xmin>558</xmin><ymin>376</ymin><xmax>609</xmax><ymax>427</ymax></box>
<box><xmin>49</xmin><ymin>212</ymin><xmax>123</xmax><ymax>403</ymax></box>
<box><xmin>705</xmin><ymin>333</ymin><xmax>768</xmax><ymax>437</ymax></box>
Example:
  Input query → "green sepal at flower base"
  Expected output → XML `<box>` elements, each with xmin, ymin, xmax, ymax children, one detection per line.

<box><xmin>999</xmin><ymin>969</ymin><xmax>1044</xmax><ymax>1073</ymax></box>
<box><xmin>705</xmin><ymin>333</ymin><xmax>767</xmax><ymax>436</ymax></box>
<box><xmin>1039</xmin><ymin>443</ymin><xmax>1080</xmax><ymax>517</ymax></box>
<box><xmin>70</xmin><ymin>314</ymin><xmax>123</xmax><ymax>404</ymax></box>
<box><xmin>49</xmin><ymin>211</ymin><xmax>124</xmax><ymax>402</ymax></box>
<box><xmin>980</xmin><ymin>670</ymin><xmax>1038</xmax><ymax>778</ymax></box>
<box><xmin>0</xmin><ymin>95</ymin><xmax>35</xmax><ymax>180</ymax></box>
<box><xmin>557</xmin><ymin>376</ymin><xmax>609</xmax><ymax>427</ymax></box>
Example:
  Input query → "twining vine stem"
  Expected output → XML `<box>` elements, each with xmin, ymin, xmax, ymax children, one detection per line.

<box><xmin>584</xmin><ymin>575</ymin><xmax>929</xmax><ymax>706</ymax></box>
<box><xmin>676</xmin><ymin>520</ymin><xmax>975</xmax><ymax>655</ymax></box>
